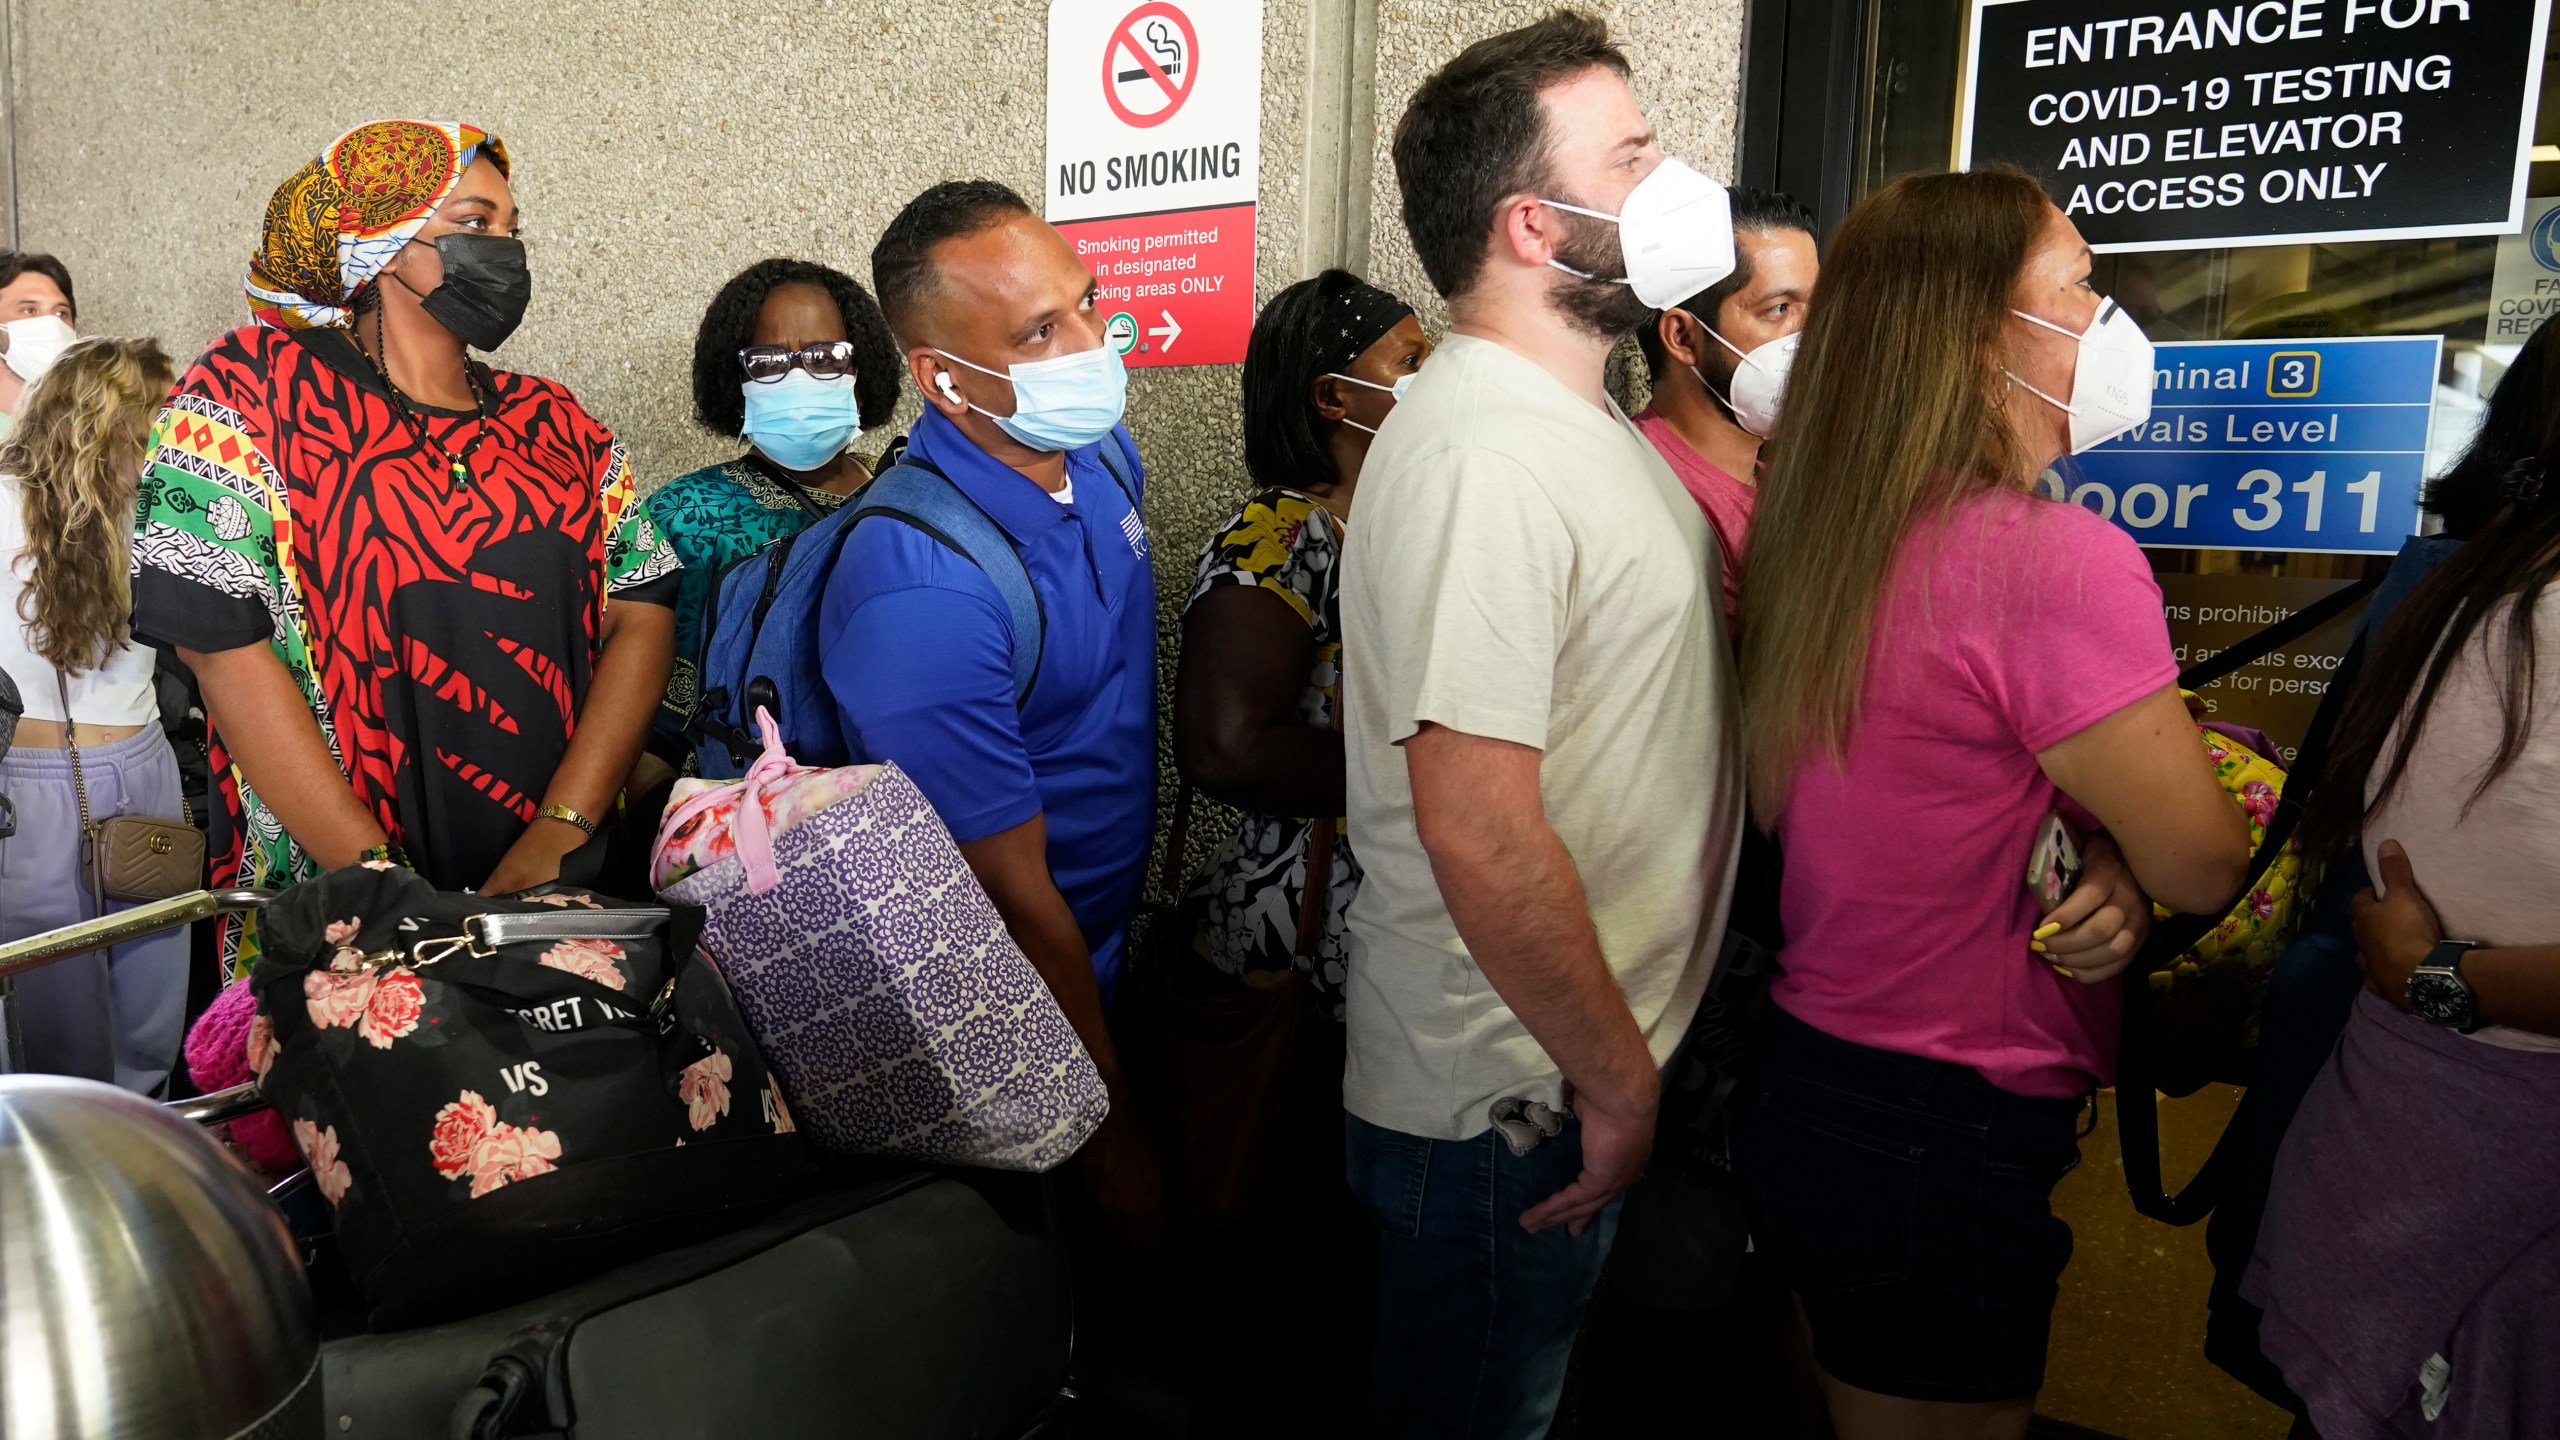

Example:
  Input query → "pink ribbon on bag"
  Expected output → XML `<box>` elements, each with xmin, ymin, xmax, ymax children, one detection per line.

<box><xmin>654</xmin><ymin>707</ymin><xmax>798</xmax><ymax>895</ymax></box>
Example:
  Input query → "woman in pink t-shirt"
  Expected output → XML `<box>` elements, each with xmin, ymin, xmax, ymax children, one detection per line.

<box><xmin>1729</xmin><ymin>167</ymin><xmax>2249</xmax><ymax>1438</ymax></box>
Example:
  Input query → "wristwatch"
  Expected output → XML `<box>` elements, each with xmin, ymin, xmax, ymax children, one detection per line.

<box><xmin>2406</xmin><ymin>940</ymin><xmax>2482</xmax><ymax>1032</ymax></box>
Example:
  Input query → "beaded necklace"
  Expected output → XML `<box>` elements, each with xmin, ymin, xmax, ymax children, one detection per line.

<box><xmin>360</xmin><ymin>303</ymin><xmax>493</xmax><ymax>490</ymax></box>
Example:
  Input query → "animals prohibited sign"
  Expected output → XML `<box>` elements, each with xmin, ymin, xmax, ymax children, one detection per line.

<box><xmin>1048</xmin><ymin>0</ymin><xmax>1262</xmax><ymax>368</ymax></box>
<box><xmin>1103</xmin><ymin>3</ymin><xmax>1199</xmax><ymax>128</ymax></box>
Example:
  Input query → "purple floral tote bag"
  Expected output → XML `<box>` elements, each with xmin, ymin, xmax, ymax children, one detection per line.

<box><xmin>654</xmin><ymin>711</ymin><xmax>1108</xmax><ymax>1171</ymax></box>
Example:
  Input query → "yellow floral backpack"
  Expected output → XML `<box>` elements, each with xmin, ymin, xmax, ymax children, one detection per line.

<box><xmin>2144</xmin><ymin>693</ymin><xmax>2307</xmax><ymax>1098</ymax></box>
<box><xmin>2117</xmin><ymin>573</ymin><xmax>2380</xmax><ymax>1227</ymax></box>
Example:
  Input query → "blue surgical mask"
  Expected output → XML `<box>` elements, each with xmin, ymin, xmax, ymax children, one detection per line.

<box><xmin>935</xmin><ymin>343</ymin><xmax>1129</xmax><ymax>453</ymax></box>
<box><xmin>741</xmin><ymin>369</ymin><xmax>861</xmax><ymax>473</ymax></box>
<box><xmin>1325</xmin><ymin>371</ymin><xmax>1416</xmax><ymax>436</ymax></box>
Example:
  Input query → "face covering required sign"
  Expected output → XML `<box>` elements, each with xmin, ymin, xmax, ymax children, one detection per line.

<box><xmin>2038</xmin><ymin>333</ymin><xmax>2440</xmax><ymax>554</ymax></box>
<box><xmin>1046</xmin><ymin>0</ymin><xmax>1262</xmax><ymax>368</ymax></box>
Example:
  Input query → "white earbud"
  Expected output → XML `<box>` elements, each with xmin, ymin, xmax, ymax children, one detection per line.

<box><xmin>936</xmin><ymin>371</ymin><xmax>963</xmax><ymax>405</ymax></box>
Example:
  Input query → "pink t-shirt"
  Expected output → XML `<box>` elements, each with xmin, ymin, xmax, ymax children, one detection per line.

<box><xmin>1772</xmin><ymin>489</ymin><xmax>2177</xmax><ymax>1097</ymax></box>
<box><xmin>1632</xmin><ymin>409</ymin><xmax>1754</xmax><ymax>632</ymax></box>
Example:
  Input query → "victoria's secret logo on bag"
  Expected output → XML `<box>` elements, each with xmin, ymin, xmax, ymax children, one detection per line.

<box><xmin>510</xmin><ymin>994</ymin><xmax>639</xmax><ymax>1032</ymax></box>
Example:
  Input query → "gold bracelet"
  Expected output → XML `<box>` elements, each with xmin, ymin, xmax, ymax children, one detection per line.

<box><xmin>537</xmin><ymin>803</ymin><xmax>598</xmax><ymax>838</ymax></box>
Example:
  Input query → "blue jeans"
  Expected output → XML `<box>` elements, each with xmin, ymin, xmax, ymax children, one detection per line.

<box><xmin>1344</xmin><ymin>1111</ymin><xmax>1620</xmax><ymax>1440</ymax></box>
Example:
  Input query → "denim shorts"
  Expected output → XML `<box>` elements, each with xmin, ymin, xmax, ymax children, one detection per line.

<box><xmin>1733</xmin><ymin>1005</ymin><xmax>2088</xmax><ymax>1403</ymax></box>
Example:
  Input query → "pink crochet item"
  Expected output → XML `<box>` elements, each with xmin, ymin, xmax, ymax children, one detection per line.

<box><xmin>185</xmin><ymin>978</ymin><xmax>299</xmax><ymax>1176</ymax></box>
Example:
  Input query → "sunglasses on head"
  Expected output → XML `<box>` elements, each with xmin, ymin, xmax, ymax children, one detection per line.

<box><xmin>739</xmin><ymin>341</ymin><xmax>859</xmax><ymax>384</ymax></box>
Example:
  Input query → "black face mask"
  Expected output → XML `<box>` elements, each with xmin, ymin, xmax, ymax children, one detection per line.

<box><xmin>414</xmin><ymin>234</ymin><xmax>531</xmax><ymax>351</ymax></box>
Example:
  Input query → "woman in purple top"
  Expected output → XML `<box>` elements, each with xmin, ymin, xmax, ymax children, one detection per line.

<box><xmin>1731</xmin><ymin>167</ymin><xmax>2250</xmax><ymax>1438</ymax></box>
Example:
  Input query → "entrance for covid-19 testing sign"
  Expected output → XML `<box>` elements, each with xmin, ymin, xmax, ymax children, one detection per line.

<box><xmin>1958</xmin><ymin>0</ymin><xmax>2555</xmax><ymax>252</ymax></box>
<box><xmin>1046</xmin><ymin>0</ymin><xmax>1263</xmax><ymax>368</ymax></box>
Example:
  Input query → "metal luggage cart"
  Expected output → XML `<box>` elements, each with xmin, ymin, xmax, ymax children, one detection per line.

<box><xmin>0</xmin><ymin>889</ymin><xmax>1078</xmax><ymax>1440</ymax></box>
<box><xmin>0</xmin><ymin>889</ymin><xmax>279</xmax><ymax>1133</ymax></box>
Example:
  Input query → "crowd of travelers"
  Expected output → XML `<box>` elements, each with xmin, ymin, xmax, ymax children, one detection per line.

<box><xmin>0</xmin><ymin>9</ymin><xmax>2553</xmax><ymax>1440</ymax></box>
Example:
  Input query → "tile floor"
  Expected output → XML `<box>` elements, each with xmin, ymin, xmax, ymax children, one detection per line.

<box><xmin>2037</xmin><ymin>1087</ymin><xmax>2294</xmax><ymax>1440</ymax></box>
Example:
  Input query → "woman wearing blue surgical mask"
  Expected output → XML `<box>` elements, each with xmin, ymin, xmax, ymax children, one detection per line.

<box><xmin>1152</xmin><ymin>268</ymin><xmax>1427</xmax><ymax>1436</ymax></box>
<box><xmin>642</xmin><ymin>260</ymin><xmax>902</xmax><ymax>775</ymax></box>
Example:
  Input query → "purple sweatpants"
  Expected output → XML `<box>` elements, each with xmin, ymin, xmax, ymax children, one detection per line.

<box><xmin>2247</xmin><ymin>990</ymin><xmax>2560</xmax><ymax>1438</ymax></box>
<box><xmin>0</xmin><ymin>728</ymin><xmax>191</xmax><ymax>1094</ymax></box>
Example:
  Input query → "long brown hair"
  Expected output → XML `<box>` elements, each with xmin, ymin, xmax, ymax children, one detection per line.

<box><xmin>2302</xmin><ymin>314</ymin><xmax>2560</xmax><ymax>855</ymax></box>
<box><xmin>1739</xmin><ymin>167</ymin><xmax>2054</xmax><ymax>816</ymax></box>
<box><xmin>3</xmin><ymin>336</ymin><xmax>177</xmax><ymax>673</ymax></box>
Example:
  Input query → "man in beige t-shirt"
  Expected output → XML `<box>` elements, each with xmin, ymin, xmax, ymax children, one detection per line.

<box><xmin>1345</xmin><ymin>329</ymin><xmax>1736</xmax><ymax>1134</ymax></box>
<box><xmin>1342</xmin><ymin>13</ymin><xmax>1743</xmax><ymax>1438</ymax></box>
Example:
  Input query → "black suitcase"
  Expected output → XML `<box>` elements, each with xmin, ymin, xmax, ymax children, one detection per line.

<box><xmin>328</xmin><ymin>1169</ymin><xmax>1073</xmax><ymax>1439</ymax></box>
<box><xmin>1</xmin><ymin>892</ymin><xmax>1078</xmax><ymax>1440</ymax></box>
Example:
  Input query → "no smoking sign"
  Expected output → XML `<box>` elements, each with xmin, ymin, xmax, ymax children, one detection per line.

<box><xmin>1048</xmin><ymin>0</ymin><xmax>1262</xmax><ymax>369</ymax></box>
<box><xmin>1103</xmin><ymin>2</ymin><xmax>1198</xmax><ymax>129</ymax></box>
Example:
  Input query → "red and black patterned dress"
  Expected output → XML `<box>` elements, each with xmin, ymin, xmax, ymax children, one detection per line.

<box><xmin>133</xmin><ymin>323</ymin><xmax>678</xmax><ymax>962</ymax></box>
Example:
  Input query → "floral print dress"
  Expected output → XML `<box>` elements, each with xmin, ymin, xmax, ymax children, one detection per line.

<box><xmin>1179</xmin><ymin>489</ymin><xmax>1363</xmax><ymax>1019</ymax></box>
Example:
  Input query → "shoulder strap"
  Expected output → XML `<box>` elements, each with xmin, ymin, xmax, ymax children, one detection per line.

<box><xmin>739</xmin><ymin>452</ymin><xmax>827</xmax><ymax>521</ymax></box>
<box><xmin>53</xmin><ymin>670</ymin><xmax>91</xmax><ymax>839</ymax></box>
<box><xmin>1090</xmin><ymin>431</ymin><xmax>1140</xmax><ymax>510</ymax></box>
<box><xmin>2114</xmin><ymin>589</ymin><xmax>2378</xmax><ymax>1227</ymax></box>
<box><xmin>2175</xmin><ymin>574</ymin><xmax>2380</xmax><ymax>695</ymax></box>
<box><xmin>850</xmin><ymin>460</ymin><xmax>1046</xmax><ymax>708</ymax></box>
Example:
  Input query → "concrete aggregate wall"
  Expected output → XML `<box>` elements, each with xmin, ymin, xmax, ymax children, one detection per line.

<box><xmin>1366</xmin><ymin>0</ymin><xmax>1749</xmax><ymax>327</ymax></box>
<box><xmin>12</xmin><ymin>0</ymin><xmax>1739</xmax><ymax>885</ymax></box>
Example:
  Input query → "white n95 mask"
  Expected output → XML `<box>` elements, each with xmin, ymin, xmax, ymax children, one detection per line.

<box><xmin>1326</xmin><ymin>371</ymin><xmax>1415</xmax><ymax>436</ymax></box>
<box><xmin>2007</xmin><ymin>299</ymin><xmax>2154</xmax><ymax>454</ymax></box>
<box><xmin>1697</xmin><ymin>329</ymin><xmax>1799</xmax><ymax>440</ymax></box>
<box><xmin>2</xmin><ymin>316</ymin><xmax>76</xmax><ymax>385</ymax></box>
<box><xmin>1542</xmin><ymin>157</ymin><xmax>1737</xmax><ymax>310</ymax></box>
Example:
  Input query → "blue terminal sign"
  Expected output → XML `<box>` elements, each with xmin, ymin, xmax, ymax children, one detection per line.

<box><xmin>2040</xmin><ymin>335</ymin><xmax>2439</xmax><ymax>554</ymax></box>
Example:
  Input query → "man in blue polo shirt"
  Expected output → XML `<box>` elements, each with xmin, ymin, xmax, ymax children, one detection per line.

<box><xmin>827</xmin><ymin>179</ymin><xmax>1159</xmax><ymax>1226</ymax></box>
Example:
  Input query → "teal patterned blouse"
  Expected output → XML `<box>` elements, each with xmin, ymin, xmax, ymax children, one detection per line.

<box><xmin>642</xmin><ymin>454</ymin><xmax>869</xmax><ymax>762</ymax></box>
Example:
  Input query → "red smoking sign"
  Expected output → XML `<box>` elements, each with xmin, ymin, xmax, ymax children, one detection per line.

<box><xmin>1060</xmin><ymin>203</ymin><xmax>1255</xmax><ymax>367</ymax></box>
<box><xmin>1102</xmin><ymin>3</ymin><xmax>1199</xmax><ymax>129</ymax></box>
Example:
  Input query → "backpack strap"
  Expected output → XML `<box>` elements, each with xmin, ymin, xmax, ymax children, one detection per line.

<box><xmin>849</xmin><ymin>459</ymin><xmax>1046</xmax><ymax>708</ymax></box>
<box><xmin>2113</xmin><ymin>576</ymin><xmax>2381</xmax><ymax>1227</ymax></box>
<box><xmin>1090</xmin><ymin>430</ymin><xmax>1141</xmax><ymax>511</ymax></box>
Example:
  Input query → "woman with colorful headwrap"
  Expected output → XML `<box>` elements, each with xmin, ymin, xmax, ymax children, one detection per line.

<box><xmin>1152</xmin><ymin>268</ymin><xmax>1428</xmax><ymax>1435</ymax></box>
<box><xmin>132</xmin><ymin>120</ymin><xmax>678</xmax><ymax>969</ymax></box>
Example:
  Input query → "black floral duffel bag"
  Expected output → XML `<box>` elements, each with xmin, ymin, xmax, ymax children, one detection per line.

<box><xmin>248</xmin><ymin>865</ymin><xmax>809</xmax><ymax>1328</ymax></box>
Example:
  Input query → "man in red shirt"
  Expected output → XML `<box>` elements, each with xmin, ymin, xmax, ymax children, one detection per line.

<box><xmin>1631</xmin><ymin>189</ymin><xmax>1819</xmax><ymax>633</ymax></box>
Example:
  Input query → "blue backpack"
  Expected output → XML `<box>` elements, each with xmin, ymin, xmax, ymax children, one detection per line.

<box><xmin>685</xmin><ymin>440</ymin><xmax>1139</xmax><ymax>780</ymax></box>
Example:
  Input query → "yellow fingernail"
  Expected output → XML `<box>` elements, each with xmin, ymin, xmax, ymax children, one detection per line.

<box><xmin>2030</xmin><ymin>941</ymin><xmax>2048</xmax><ymax>953</ymax></box>
<box><xmin>2034</xmin><ymin>922</ymin><xmax>2062</xmax><ymax>940</ymax></box>
<box><xmin>2049</xmin><ymin>963</ymin><xmax>2074</xmax><ymax>977</ymax></box>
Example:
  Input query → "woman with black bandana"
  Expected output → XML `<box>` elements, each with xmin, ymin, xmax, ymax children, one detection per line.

<box><xmin>1159</xmin><ymin>268</ymin><xmax>1428</xmax><ymax>1436</ymax></box>
<box><xmin>131</xmin><ymin>120</ymin><xmax>678</xmax><ymax>968</ymax></box>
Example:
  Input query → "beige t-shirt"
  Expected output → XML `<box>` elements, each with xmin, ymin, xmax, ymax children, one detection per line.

<box><xmin>1340</xmin><ymin>332</ymin><xmax>1743</xmax><ymax>1142</ymax></box>
<box><xmin>2364</xmin><ymin>582</ymin><xmax>2560</xmax><ymax>1054</ymax></box>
